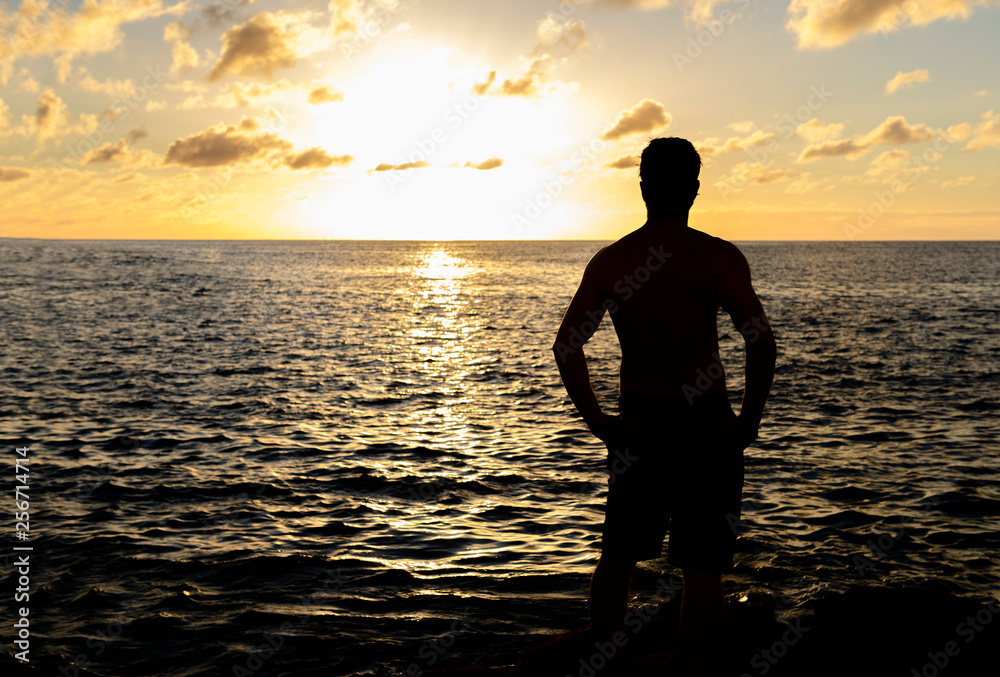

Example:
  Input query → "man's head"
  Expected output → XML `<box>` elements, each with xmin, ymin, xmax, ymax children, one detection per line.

<box><xmin>639</xmin><ymin>137</ymin><xmax>702</xmax><ymax>214</ymax></box>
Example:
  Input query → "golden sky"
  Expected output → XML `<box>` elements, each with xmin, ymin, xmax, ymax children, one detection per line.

<box><xmin>1</xmin><ymin>0</ymin><xmax>998</xmax><ymax>240</ymax></box>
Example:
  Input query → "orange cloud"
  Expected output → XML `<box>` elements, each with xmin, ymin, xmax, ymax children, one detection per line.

<box><xmin>797</xmin><ymin>115</ymin><xmax>934</xmax><ymax>162</ymax></box>
<box><xmin>164</xmin><ymin>121</ymin><xmax>294</xmax><ymax>167</ymax></box>
<box><xmin>585</xmin><ymin>0</ymin><xmax>743</xmax><ymax>26</ymax></box>
<box><xmin>696</xmin><ymin>130</ymin><xmax>774</xmax><ymax>157</ymax></box>
<box><xmin>796</xmin><ymin>118</ymin><xmax>844</xmax><ymax>143</ymax></box>
<box><xmin>0</xmin><ymin>0</ymin><xmax>185</xmax><ymax>83</ymax></box>
<box><xmin>0</xmin><ymin>167</ymin><xmax>30</xmax><ymax>182</ymax></box>
<box><xmin>787</xmin><ymin>0</ymin><xmax>992</xmax><ymax>49</ymax></box>
<box><xmin>464</xmin><ymin>158</ymin><xmax>503</xmax><ymax>170</ymax></box>
<box><xmin>208</xmin><ymin>13</ymin><xmax>307</xmax><ymax>82</ymax></box>
<box><xmin>284</xmin><ymin>148</ymin><xmax>353</xmax><ymax>169</ymax></box>
<box><xmin>601</xmin><ymin>99</ymin><xmax>671</xmax><ymax>141</ymax></box>
<box><xmin>605</xmin><ymin>154</ymin><xmax>639</xmax><ymax>170</ymax></box>
<box><xmin>307</xmin><ymin>85</ymin><xmax>344</xmax><ymax>104</ymax></box>
<box><xmin>482</xmin><ymin>13</ymin><xmax>589</xmax><ymax>98</ymax></box>
<box><xmin>165</xmin><ymin>21</ymin><xmax>200</xmax><ymax>76</ymax></box>
<box><xmin>885</xmin><ymin>69</ymin><xmax>930</xmax><ymax>94</ymax></box>
<box><xmin>961</xmin><ymin>110</ymin><xmax>1000</xmax><ymax>152</ymax></box>
<box><xmin>372</xmin><ymin>160</ymin><xmax>430</xmax><ymax>171</ymax></box>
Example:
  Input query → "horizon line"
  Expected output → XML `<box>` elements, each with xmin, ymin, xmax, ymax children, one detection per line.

<box><xmin>4</xmin><ymin>237</ymin><xmax>1000</xmax><ymax>243</ymax></box>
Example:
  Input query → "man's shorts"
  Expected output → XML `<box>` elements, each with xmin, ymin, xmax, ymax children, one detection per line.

<box><xmin>600</xmin><ymin>394</ymin><xmax>744</xmax><ymax>572</ymax></box>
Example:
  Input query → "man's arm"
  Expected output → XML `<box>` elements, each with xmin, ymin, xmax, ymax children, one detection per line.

<box><xmin>552</xmin><ymin>249</ymin><xmax>618</xmax><ymax>440</ymax></box>
<box><xmin>717</xmin><ymin>243</ymin><xmax>777</xmax><ymax>438</ymax></box>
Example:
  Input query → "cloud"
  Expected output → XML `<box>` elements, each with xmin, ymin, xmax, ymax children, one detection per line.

<box><xmin>961</xmin><ymin>110</ymin><xmax>1000</xmax><ymax>151</ymax></box>
<box><xmin>0</xmin><ymin>0</ymin><xmax>186</xmax><ymax>83</ymax></box>
<box><xmin>472</xmin><ymin>71</ymin><xmax>497</xmax><ymax>96</ymax></box>
<box><xmin>464</xmin><ymin>158</ymin><xmax>504</xmax><ymax>170</ymax></box>
<box><xmin>75</xmin><ymin>67</ymin><xmax>136</xmax><ymax>97</ymax></box>
<box><xmin>605</xmin><ymin>154</ymin><xmax>639</xmax><ymax>170</ymax></box>
<box><xmin>798</xmin><ymin>138</ymin><xmax>869</xmax><ymax>161</ymax></box>
<box><xmin>0</xmin><ymin>167</ymin><xmax>30</xmax><ymax>182</ymax></box>
<box><xmin>940</xmin><ymin>175</ymin><xmax>975</xmax><ymax>188</ymax></box>
<box><xmin>862</xmin><ymin>148</ymin><xmax>937</xmax><ymax>182</ymax></box>
<box><xmin>726</xmin><ymin>120</ymin><xmax>755</xmax><ymax>133</ymax></box>
<box><xmin>485</xmin><ymin>13</ymin><xmax>589</xmax><ymax>98</ymax></box>
<box><xmin>500</xmin><ymin>76</ymin><xmax>538</xmax><ymax>97</ymax></box>
<box><xmin>208</xmin><ymin>12</ymin><xmax>320</xmax><ymax>82</ymax></box>
<box><xmin>601</xmin><ymin>99</ymin><xmax>671</xmax><ymax>141</ymax></box>
<box><xmin>695</xmin><ymin>129</ymin><xmax>774</xmax><ymax>156</ymax></box>
<box><xmin>797</xmin><ymin>115</ymin><xmax>934</xmax><ymax>162</ymax></box>
<box><xmin>585</xmin><ymin>0</ymin><xmax>743</xmax><ymax>26</ymax></box>
<box><xmin>35</xmin><ymin>88</ymin><xmax>71</xmax><ymax>141</ymax></box>
<box><xmin>165</xmin><ymin>21</ymin><xmax>200</xmax><ymax>76</ymax></box>
<box><xmin>328</xmin><ymin>0</ymin><xmax>361</xmax><ymax>35</ymax></box>
<box><xmin>201</xmin><ymin>0</ymin><xmax>257</xmax><ymax>29</ymax></box>
<box><xmin>80</xmin><ymin>134</ymin><xmax>157</xmax><ymax>167</ymax></box>
<box><xmin>373</xmin><ymin>160</ymin><xmax>430</xmax><ymax>172</ymax></box>
<box><xmin>82</xmin><ymin>139</ymin><xmax>131</xmax><ymax>165</ymax></box>
<box><xmin>716</xmin><ymin>161</ymin><xmax>802</xmax><ymax>191</ymax></box>
<box><xmin>178</xmin><ymin>79</ymin><xmax>340</xmax><ymax>109</ymax></box>
<box><xmin>16</xmin><ymin>69</ymin><xmax>39</xmax><ymax>93</ymax></box>
<box><xmin>864</xmin><ymin>115</ymin><xmax>934</xmax><ymax>145</ymax></box>
<box><xmin>114</xmin><ymin>172</ymin><xmax>144</xmax><ymax>183</ymax></box>
<box><xmin>870</xmin><ymin>149</ymin><xmax>910</xmax><ymax>167</ymax></box>
<box><xmin>784</xmin><ymin>173</ymin><xmax>824</xmax><ymax>194</ymax></box>
<box><xmin>307</xmin><ymin>85</ymin><xmax>344</xmax><ymax>104</ymax></box>
<box><xmin>885</xmin><ymin>68</ymin><xmax>930</xmax><ymax>94</ymax></box>
<box><xmin>796</xmin><ymin>118</ymin><xmax>844</xmax><ymax>143</ymax></box>
<box><xmin>973</xmin><ymin>89</ymin><xmax>988</xmax><ymax>96</ymax></box>
<box><xmin>163</xmin><ymin>120</ymin><xmax>294</xmax><ymax>167</ymax></box>
<box><xmin>283</xmin><ymin>148</ymin><xmax>353</xmax><ymax>169</ymax></box>
<box><xmin>786</xmin><ymin>0</ymin><xmax>993</xmax><ymax>49</ymax></box>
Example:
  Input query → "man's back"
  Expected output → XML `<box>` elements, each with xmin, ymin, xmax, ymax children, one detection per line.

<box><xmin>584</xmin><ymin>225</ymin><xmax>749</xmax><ymax>400</ymax></box>
<box><xmin>552</xmin><ymin>137</ymin><xmax>776</xmax><ymax>677</ymax></box>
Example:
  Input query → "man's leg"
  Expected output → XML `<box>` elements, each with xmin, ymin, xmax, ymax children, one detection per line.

<box><xmin>589</xmin><ymin>556</ymin><xmax>637</xmax><ymax>642</ymax></box>
<box><xmin>680</xmin><ymin>569</ymin><xmax>725</xmax><ymax>677</ymax></box>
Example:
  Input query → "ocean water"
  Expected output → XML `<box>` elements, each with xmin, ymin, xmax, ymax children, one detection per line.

<box><xmin>1</xmin><ymin>239</ymin><xmax>998</xmax><ymax>676</ymax></box>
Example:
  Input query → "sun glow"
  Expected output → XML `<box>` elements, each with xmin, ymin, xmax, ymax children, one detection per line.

<box><xmin>287</xmin><ymin>42</ymin><xmax>601</xmax><ymax>239</ymax></box>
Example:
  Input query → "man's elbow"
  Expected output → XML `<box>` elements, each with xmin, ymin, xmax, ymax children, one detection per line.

<box><xmin>551</xmin><ymin>337</ymin><xmax>580</xmax><ymax>363</ymax></box>
<box><xmin>748</xmin><ymin>334</ymin><xmax>777</xmax><ymax>361</ymax></box>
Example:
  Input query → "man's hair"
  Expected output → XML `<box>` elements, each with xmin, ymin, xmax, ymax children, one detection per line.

<box><xmin>639</xmin><ymin>137</ymin><xmax>702</xmax><ymax>211</ymax></box>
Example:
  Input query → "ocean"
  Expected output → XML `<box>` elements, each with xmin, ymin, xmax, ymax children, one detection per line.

<box><xmin>1</xmin><ymin>239</ymin><xmax>998</xmax><ymax>676</ymax></box>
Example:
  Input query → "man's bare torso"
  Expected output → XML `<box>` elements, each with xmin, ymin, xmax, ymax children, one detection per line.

<box><xmin>589</xmin><ymin>225</ymin><xmax>737</xmax><ymax>399</ymax></box>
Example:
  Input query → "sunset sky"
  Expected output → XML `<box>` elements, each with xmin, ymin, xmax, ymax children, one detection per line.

<box><xmin>1</xmin><ymin>0</ymin><xmax>998</xmax><ymax>240</ymax></box>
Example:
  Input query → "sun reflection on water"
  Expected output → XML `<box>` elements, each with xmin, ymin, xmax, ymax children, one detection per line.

<box><xmin>387</xmin><ymin>249</ymin><xmax>492</xmax><ymax>461</ymax></box>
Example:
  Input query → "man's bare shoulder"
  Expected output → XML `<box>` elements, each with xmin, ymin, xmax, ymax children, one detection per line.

<box><xmin>707</xmin><ymin>235</ymin><xmax>750</xmax><ymax>270</ymax></box>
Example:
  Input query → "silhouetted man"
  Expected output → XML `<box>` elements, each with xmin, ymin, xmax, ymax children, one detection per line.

<box><xmin>553</xmin><ymin>137</ymin><xmax>776</xmax><ymax>676</ymax></box>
